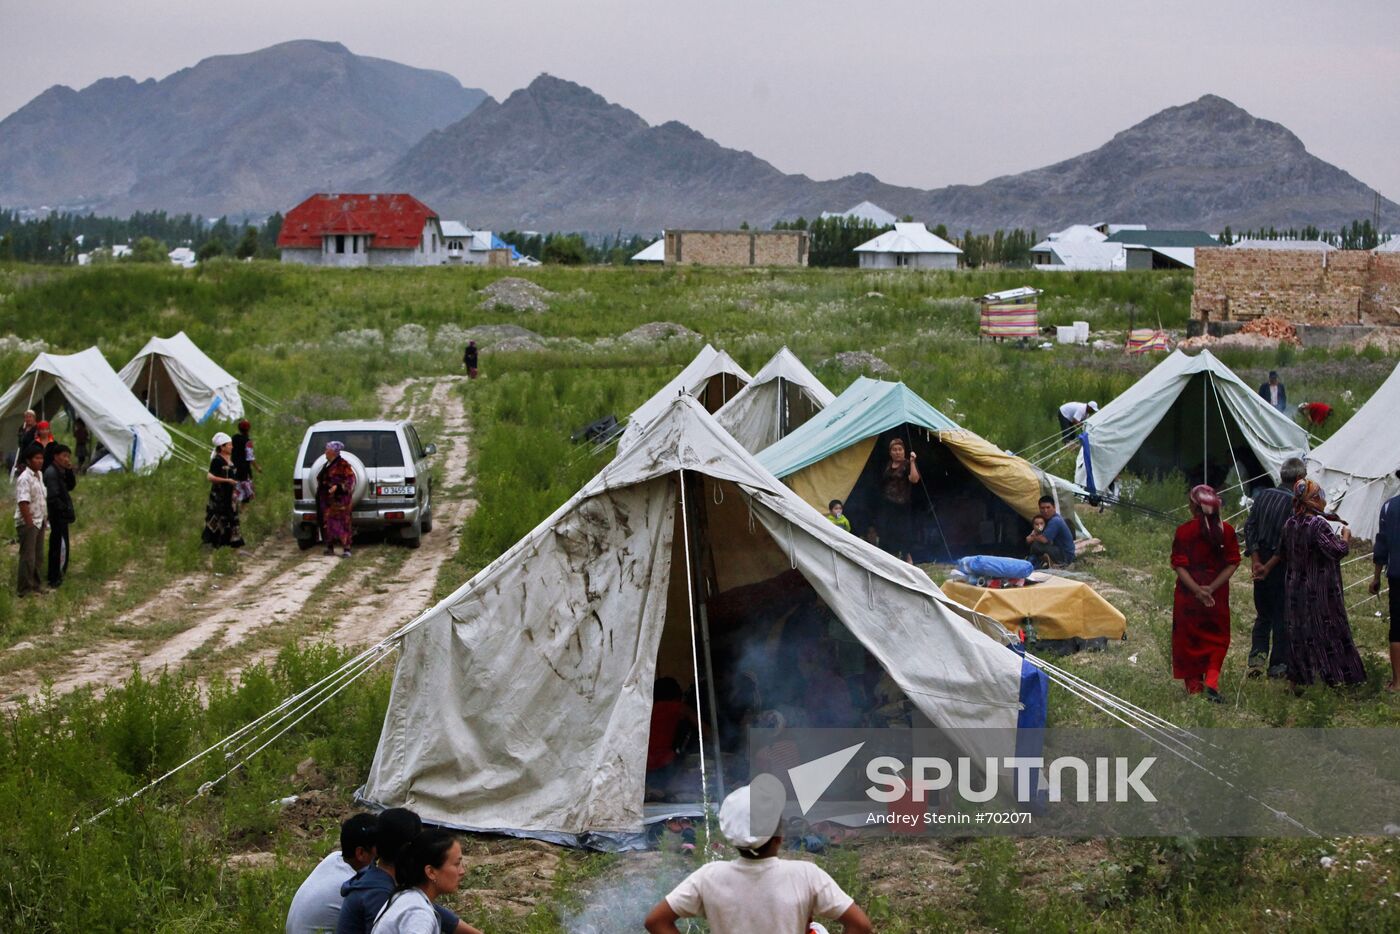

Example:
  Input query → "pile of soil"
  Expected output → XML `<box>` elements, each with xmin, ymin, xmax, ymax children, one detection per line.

<box><xmin>479</xmin><ymin>277</ymin><xmax>552</xmax><ymax>313</ymax></box>
<box><xmin>826</xmin><ymin>350</ymin><xmax>893</xmax><ymax>374</ymax></box>
<box><xmin>619</xmin><ymin>321</ymin><xmax>701</xmax><ymax>344</ymax></box>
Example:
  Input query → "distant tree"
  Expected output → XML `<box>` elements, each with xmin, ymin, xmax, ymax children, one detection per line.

<box><xmin>1219</xmin><ymin>226</ymin><xmax>1233</xmax><ymax>245</ymax></box>
<box><xmin>777</xmin><ymin>215</ymin><xmax>889</xmax><ymax>267</ymax></box>
<box><xmin>0</xmin><ymin>232</ymin><xmax>12</xmax><ymax>261</ymax></box>
<box><xmin>234</xmin><ymin>226</ymin><xmax>259</xmax><ymax>259</ymax></box>
<box><xmin>128</xmin><ymin>236</ymin><xmax>169</xmax><ymax>263</ymax></box>
<box><xmin>196</xmin><ymin>238</ymin><xmax>225</xmax><ymax>262</ymax></box>
<box><xmin>542</xmin><ymin>233</ymin><xmax>588</xmax><ymax>265</ymax></box>
<box><xmin>932</xmin><ymin>223</ymin><xmax>949</xmax><ymax>240</ymax></box>
<box><xmin>739</xmin><ymin>221</ymin><xmax>750</xmax><ymax>230</ymax></box>
<box><xmin>900</xmin><ymin>214</ymin><xmax>914</xmax><ymax>222</ymax></box>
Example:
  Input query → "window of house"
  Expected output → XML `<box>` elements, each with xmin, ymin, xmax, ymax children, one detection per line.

<box><xmin>336</xmin><ymin>234</ymin><xmax>346</xmax><ymax>254</ymax></box>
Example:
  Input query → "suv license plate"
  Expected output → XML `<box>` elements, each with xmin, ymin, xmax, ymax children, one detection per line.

<box><xmin>377</xmin><ymin>485</ymin><xmax>413</xmax><ymax>496</ymax></box>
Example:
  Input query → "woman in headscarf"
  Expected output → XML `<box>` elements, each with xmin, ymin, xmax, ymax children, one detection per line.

<box><xmin>202</xmin><ymin>431</ymin><xmax>244</xmax><ymax>549</ymax></box>
<box><xmin>1281</xmin><ymin>479</ymin><xmax>1365</xmax><ymax>689</ymax></box>
<box><xmin>316</xmin><ymin>440</ymin><xmax>356</xmax><ymax>557</ymax></box>
<box><xmin>878</xmin><ymin>436</ymin><xmax>921</xmax><ymax>563</ymax></box>
<box><xmin>1170</xmin><ymin>484</ymin><xmax>1239</xmax><ymax>701</ymax></box>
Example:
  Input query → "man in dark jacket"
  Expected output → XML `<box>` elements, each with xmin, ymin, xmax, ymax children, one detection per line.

<box><xmin>44</xmin><ymin>444</ymin><xmax>77</xmax><ymax>588</ymax></box>
<box><xmin>1370</xmin><ymin>468</ymin><xmax>1400</xmax><ymax>692</ymax></box>
<box><xmin>1244</xmin><ymin>456</ymin><xmax>1306</xmax><ymax>678</ymax></box>
<box><xmin>1257</xmin><ymin>371</ymin><xmax>1287</xmax><ymax>412</ymax></box>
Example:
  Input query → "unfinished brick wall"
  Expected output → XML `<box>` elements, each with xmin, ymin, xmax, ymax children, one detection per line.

<box><xmin>1193</xmin><ymin>248</ymin><xmax>1400</xmax><ymax>326</ymax></box>
<box><xmin>664</xmin><ymin>230</ymin><xmax>808</xmax><ymax>266</ymax></box>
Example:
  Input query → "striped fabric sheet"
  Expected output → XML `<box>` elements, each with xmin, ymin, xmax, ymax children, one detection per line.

<box><xmin>979</xmin><ymin>302</ymin><xmax>1039</xmax><ymax>339</ymax></box>
<box><xmin>1125</xmin><ymin>328</ymin><xmax>1170</xmax><ymax>354</ymax></box>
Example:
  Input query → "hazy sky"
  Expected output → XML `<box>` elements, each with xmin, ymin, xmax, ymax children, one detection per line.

<box><xmin>5</xmin><ymin>0</ymin><xmax>1399</xmax><ymax>198</ymax></box>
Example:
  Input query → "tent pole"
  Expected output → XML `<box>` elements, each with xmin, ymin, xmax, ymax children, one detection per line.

<box><xmin>778</xmin><ymin>376</ymin><xmax>788</xmax><ymax>438</ymax></box>
<box><xmin>687</xmin><ymin>471</ymin><xmax>727</xmax><ymax>802</ymax></box>
<box><xmin>677</xmin><ymin>469</ymin><xmax>720</xmax><ymax>849</ymax></box>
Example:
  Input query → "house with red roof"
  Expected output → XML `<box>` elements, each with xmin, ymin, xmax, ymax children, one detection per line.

<box><xmin>277</xmin><ymin>193</ymin><xmax>447</xmax><ymax>267</ymax></box>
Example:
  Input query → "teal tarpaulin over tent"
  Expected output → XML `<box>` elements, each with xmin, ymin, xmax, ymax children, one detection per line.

<box><xmin>758</xmin><ymin>378</ymin><xmax>1083</xmax><ymax>559</ymax></box>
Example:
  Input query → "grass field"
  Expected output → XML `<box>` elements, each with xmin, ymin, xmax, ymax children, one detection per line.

<box><xmin>2</xmin><ymin>260</ymin><xmax>1399</xmax><ymax>931</ymax></box>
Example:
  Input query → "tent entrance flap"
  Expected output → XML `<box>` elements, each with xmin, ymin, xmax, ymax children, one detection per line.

<box><xmin>1128</xmin><ymin>373</ymin><xmax>1265</xmax><ymax>490</ymax></box>
<box><xmin>695</xmin><ymin>372</ymin><xmax>745</xmax><ymax>414</ymax></box>
<box><xmin>836</xmin><ymin>427</ymin><xmax>1032</xmax><ymax>561</ymax></box>
<box><xmin>133</xmin><ymin>357</ymin><xmax>188</xmax><ymax>423</ymax></box>
<box><xmin>649</xmin><ymin>476</ymin><xmax>936</xmax><ymax>809</ymax></box>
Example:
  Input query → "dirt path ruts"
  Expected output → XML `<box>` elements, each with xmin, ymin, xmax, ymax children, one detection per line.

<box><xmin>8</xmin><ymin>375</ymin><xmax>474</xmax><ymax>704</ymax></box>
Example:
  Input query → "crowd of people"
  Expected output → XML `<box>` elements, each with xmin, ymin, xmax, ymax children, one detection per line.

<box><xmin>1169</xmin><ymin>458</ymin><xmax>1399</xmax><ymax>698</ymax></box>
<box><xmin>285</xmin><ymin>807</ymin><xmax>481</xmax><ymax>934</ymax></box>
<box><xmin>11</xmin><ymin>410</ymin><xmax>80</xmax><ymax>597</ymax></box>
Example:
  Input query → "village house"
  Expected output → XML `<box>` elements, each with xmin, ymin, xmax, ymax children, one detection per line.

<box><xmin>663</xmin><ymin>229</ymin><xmax>808</xmax><ymax>266</ymax></box>
<box><xmin>1102</xmin><ymin>229</ymin><xmax>1219</xmax><ymax>269</ymax></box>
<box><xmin>277</xmin><ymin>193</ymin><xmax>446</xmax><ymax>267</ymax></box>
<box><xmin>1029</xmin><ymin>224</ymin><xmax>1126</xmax><ymax>270</ymax></box>
<box><xmin>853</xmin><ymin>222</ymin><xmax>963</xmax><ymax>269</ymax></box>
<box><xmin>440</xmin><ymin>221</ymin><xmax>514</xmax><ymax>266</ymax></box>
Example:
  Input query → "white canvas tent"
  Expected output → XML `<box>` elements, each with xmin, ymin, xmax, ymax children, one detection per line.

<box><xmin>360</xmin><ymin>395</ymin><xmax>1043</xmax><ymax>849</ymax></box>
<box><xmin>713</xmin><ymin>347</ymin><xmax>834</xmax><ymax>453</ymax></box>
<box><xmin>616</xmin><ymin>344</ymin><xmax>751</xmax><ymax>453</ymax></box>
<box><xmin>0</xmin><ymin>348</ymin><xmax>174</xmax><ymax>472</ymax></box>
<box><xmin>1074</xmin><ymin>350</ymin><xmax>1310</xmax><ymax>492</ymax></box>
<box><xmin>119</xmin><ymin>332</ymin><xmax>245</xmax><ymax>423</ymax></box>
<box><xmin>1308</xmin><ymin>362</ymin><xmax>1400</xmax><ymax>539</ymax></box>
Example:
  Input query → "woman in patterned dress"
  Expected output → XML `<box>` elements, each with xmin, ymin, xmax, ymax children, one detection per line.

<box><xmin>316</xmin><ymin>440</ymin><xmax>356</xmax><ymax>558</ymax></box>
<box><xmin>1282</xmin><ymin>479</ymin><xmax>1366</xmax><ymax>688</ymax></box>
<box><xmin>1170</xmin><ymin>484</ymin><xmax>1239</xmax><ymax>702</ymax></box>
<box><xmin>202</xmin><ymin>431</ymin><xmax>244</xmax><ymax>549</ymax></box>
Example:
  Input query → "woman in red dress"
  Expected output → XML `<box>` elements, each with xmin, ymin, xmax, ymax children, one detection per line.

<box><xmin>1170</xmin><ymin>484</ymin><xmax>1240</xmax><ymax>702</ymax></box>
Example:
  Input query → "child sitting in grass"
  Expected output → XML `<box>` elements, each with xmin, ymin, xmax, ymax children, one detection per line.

<box><xmin>826</xmin><ymin>499</ymin><xmax>851</xmax><ymax>533</ymax></box>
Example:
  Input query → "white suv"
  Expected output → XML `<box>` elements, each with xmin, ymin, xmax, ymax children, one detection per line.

<box><xmin>291</xmin><ymin>420</ymin><xmax>436</xmax><ymax>549</ymax></box>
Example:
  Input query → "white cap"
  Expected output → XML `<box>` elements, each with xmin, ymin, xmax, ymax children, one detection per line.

<box><xmin>718</xmin><ymin>774</ymin><xmax>787</xmax><ymax>850</ymax></box>
<box><xmin>211</xmin><ymin>431</ymin><xmax>232</xmax><ymax>447</ymax></box>
<box><xmin>1087</xmin><ymin>401</ymin><xmax>1099</xmax><ymax>412</ymax></box>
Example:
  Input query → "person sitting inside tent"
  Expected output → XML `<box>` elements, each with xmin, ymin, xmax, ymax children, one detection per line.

<box><xmin>1027</xmin><ymin>496</ymin><xmax>1075</xmax><ymax>569</ymax></box>
<box><xmin>1297</xmin><ymin>401</ymin><xmax>1333</xmax><ymax>427</ymax></box>
<box><xmin>644</xmin><ymin>776</ymin><xmax>873</xmax><ymax>934</ymax></box>
<box><xmin>826</xmin><ymin>498</ymin><xmax>851</xmax><ymax>532</ymax></box>
<box><xmin>1170</xmin><ymin>485</ymin><xmax>1240</xmax><ymax>703</ymax></box>
<box><xmin>646</xmin><ymin>677</ymin><xmax>699</xmax><ymax>802</ymax></box>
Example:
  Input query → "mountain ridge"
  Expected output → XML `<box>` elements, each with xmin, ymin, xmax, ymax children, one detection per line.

<box><xmin>1</xmin><ymin>45</ymin><xmax>1394</xmax><ymax>233</ymax></box>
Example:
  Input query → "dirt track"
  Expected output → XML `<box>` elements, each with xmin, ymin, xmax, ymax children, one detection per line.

<box><xmin>8</xmin><ymin>376</ymin><xmax>474</xmax><ymax>703</ymax></box>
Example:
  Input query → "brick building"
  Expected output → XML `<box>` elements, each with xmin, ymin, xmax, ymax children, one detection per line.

<box><xmin>663</xmin><ymin>230</ymin><xmax>808</xmax><ymax>267</ymax></box>
<box><xmin>278</xmin><ymin>193</ymin><xmax>446</xmax><ymax>267</ymax></box>
<box><xmin>1193</xmin><ymin>247</ymin><xmax>1400</xmax><ymax>327</ymax></box>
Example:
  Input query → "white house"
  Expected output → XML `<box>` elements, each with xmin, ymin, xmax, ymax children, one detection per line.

<box><xmin>277</xmin><ymin>193</ymin><xmax>446</xmax><ymax>267</ymax></box>
<box><xmin>631</xmin><ymin>238</ymin><xmax>665</xmax><ymax>262</ymax></box>
<box><xmin>168</xmin><ymin>247</ymin><xmax>197</xmax><ymax>268</ymax></box>
<box><xmin>1030</xmin><ymin>224</ymin><xmax>1127</xmax><ymax>270</ymax></box>
<box><xmin>821</xmin><ymin>200</ymin><xmax>898</xmax><ymax>226</ymax></box>
<box><xmin>853</xmin><ymin>222</ymin><xmax>963</xmax><ymax>269</ymax></box>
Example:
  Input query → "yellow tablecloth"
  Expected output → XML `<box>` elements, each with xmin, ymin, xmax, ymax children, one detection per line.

<box><xmin>941</xmin><ymin>575</ymin><xmax>1126</xmax><ymax>642</ymax></box>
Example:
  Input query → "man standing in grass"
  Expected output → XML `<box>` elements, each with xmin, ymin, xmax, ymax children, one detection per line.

<box><xmin>462</xmin><ymin>340</ymin><xmax>479</xmax><ymax>380</ymax></box>
<box><xmin>1370</xmin><ymin>468</ymin><xmax>1400</xmax><ymax>692</ymax></box>
<box><xmin>13</xmin><ymin>444</ymin><xmax>47</xmax><ymax>596</ymax></box>
<box><xmin>43</xmin><ymin>444</ymin><xmax>77</xmax><ymax>589</ymax></box>
<box><xmin>1243</xmin><ymin>457</ymin><xmax>1306</xmax><ymax>679</ymax></box>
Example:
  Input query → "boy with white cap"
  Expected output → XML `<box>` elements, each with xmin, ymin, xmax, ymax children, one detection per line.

<box><xmin>644</xmin><ymin>776</ymin><xmax>872</xmax><ymax>934</ymax></box>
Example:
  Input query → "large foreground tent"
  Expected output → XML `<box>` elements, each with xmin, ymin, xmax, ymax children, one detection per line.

<box><xmin>360</xmin><ymin>396</ymin><xmax>1044</xmax><ymax>848</ymax></box>
<box><xmin>756</xmin><ymin>377</ymin><xmax>1083</xmax><ymax>559</ymax></box>
<box><xmin>1307</xmin><ymin>361</ymin><xmax>1400</xmax><ymax>539</ymax></box>
<box><xmin>1073</xmin><ymin>350</ymin><xmax>1310</xmax><ymax>492</ymax></box>
<box><xmin>617</xmin><ymin>344</ymin><xmax>751</xmax><ymax>453</ymax></box>
<box><xmin>0</xmin><ymin>348</ymin><xmax>174</xmax><ymax>472</ymax></box>
<box><xmin>118</xmin><ymin>332</ymin><xmax>245</xmax><ymax>422</ymax></box>
<box><xmin>714</xmin><ymin>346</ymin><xmax>835</xmax><ymax>453</ymax></box>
